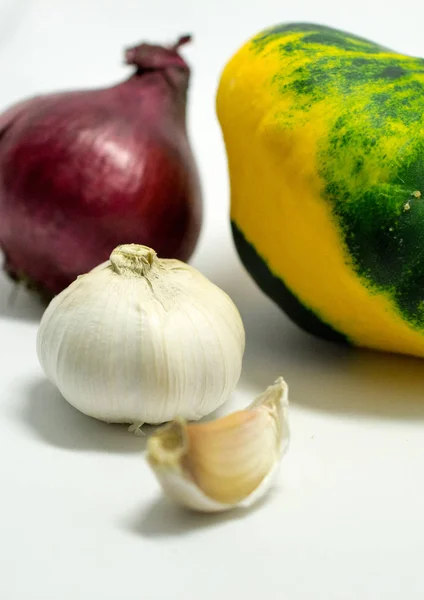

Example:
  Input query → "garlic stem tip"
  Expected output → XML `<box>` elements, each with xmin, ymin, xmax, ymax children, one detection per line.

<box><xmin>110</xmin><ymin>244</ymin><xmax>157</xmax><ymax>276</ymax></box>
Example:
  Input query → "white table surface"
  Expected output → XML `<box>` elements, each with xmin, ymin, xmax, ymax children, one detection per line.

<box><xmin>1</xmin><ymin>1</ymin><xmax>424</xmax><ymax>598</ymax></box>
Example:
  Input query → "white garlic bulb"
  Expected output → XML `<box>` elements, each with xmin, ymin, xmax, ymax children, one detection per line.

<box><xmin>147</xmin><ymin>377</ymin><xmax>289</xmax><ymax>512</ymax></box>
<box><xmin>36</xmin><ymin>244</ymin><xmax>245</xmax><ymax>425</ymax></box>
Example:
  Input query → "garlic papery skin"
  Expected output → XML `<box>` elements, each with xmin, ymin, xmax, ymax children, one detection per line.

<box><xmin>36</xmin><ymin>244</ymin><xmax>245</xmax><ymax>426</ymax></box>
<box><xmin>147</xmin><ymin>377</ymin><xmax>289</xmax><ymax>512</ymax></box>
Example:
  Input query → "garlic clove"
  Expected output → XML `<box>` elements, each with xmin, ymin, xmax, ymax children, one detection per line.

<box><xmin>147</xmin><ymin>377</ymin><xmax>289</xmax><ymax>512</ymax></box>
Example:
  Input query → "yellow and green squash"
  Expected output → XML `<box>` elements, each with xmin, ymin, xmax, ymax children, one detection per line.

<box><xmin>217</xmin><ymin>22</ymin><xmax>424</xmax><ymax>358</ymax></box>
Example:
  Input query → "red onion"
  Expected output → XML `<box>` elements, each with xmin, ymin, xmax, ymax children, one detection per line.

<box><xmin>0</xmin><ymin>35</ymin><xmax>202</xmax><ymax>299</ymax></box>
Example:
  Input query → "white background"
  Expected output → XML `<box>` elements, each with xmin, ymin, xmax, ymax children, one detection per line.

<box><xmin>1</xmin><ymin>1</ymin><xmax>424</xmax><ymax>599</ymax></box>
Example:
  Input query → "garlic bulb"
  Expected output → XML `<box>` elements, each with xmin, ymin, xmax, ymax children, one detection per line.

<box><xmin>147</xmin><ymin>377</ymin><xmax>289</xmax><ymax>512</ymax></box>
<box><xmin>36</xmin><ymin>244</ymin><xmax>245</xmax><ymax>425</ymax></box>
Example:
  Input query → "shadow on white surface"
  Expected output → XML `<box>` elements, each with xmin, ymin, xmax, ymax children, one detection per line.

<box><xmin>292</xmin><ymin>345</ymin><xmax>424</xmax><ymax>419</ymax></box>
<box><xmin>0</xmin><ymin>275</ymin><xmax>45</xmax><ymax>322</ymax></box>
<box><xmin>123</xmin><ymin>493</ymin><xmax>273</xmax><ymax>538</ymax></box>
<box><xmin>207</xmin><ymin>253</ymin><xmax>424</xmax><ymax>421</ymax></box>
<box><xmin>18</xmin><ymin>378</ymin><xmax>148</xmax><ymax>453</ymax></box>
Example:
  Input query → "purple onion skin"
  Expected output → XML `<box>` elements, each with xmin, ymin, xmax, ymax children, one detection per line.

<box><xmin>0</xmin><ymin>36</ymin><xmax>202</xmax><ymax>299</ymax></box>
